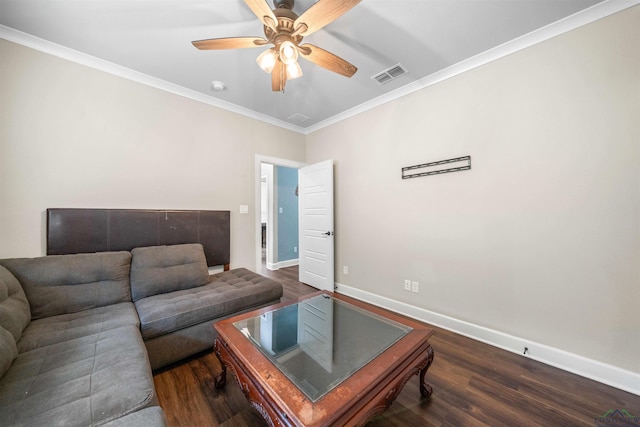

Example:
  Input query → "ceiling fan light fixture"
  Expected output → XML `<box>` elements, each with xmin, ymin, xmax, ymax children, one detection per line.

<box><xmin>192</xmin><ymin>0</ymin><xmax>361</xmax><ymax>91</ymax></box>
<box><xmin>286</xmin><ymin>61</ymin><xmax>303</xmax><ymax>80</ymax></box>
<box><xmin>279</xmin><ymin>40</ymin><xmax>299</xmax><ymax>65</ymax></box>
<box><xmin>257</xmin><ymin>48</ymin><xmax>277</xmax><ymax>73</ymax></box>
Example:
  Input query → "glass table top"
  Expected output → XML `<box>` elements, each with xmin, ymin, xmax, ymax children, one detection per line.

<box><xmin>233</xmin><ymin>294</ymin><xmax>412</xmax><ymax>402</ymax></box>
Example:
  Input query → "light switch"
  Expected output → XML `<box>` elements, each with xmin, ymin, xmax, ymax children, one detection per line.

<box><xmin>239</xmin><ymin>205</ymin><xmax>249</xmax><ymax>214</ymax></box>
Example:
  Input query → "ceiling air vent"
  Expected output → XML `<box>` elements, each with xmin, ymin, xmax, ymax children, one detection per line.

<box><xmin>371</xmin><ymin>64</ymin><xmax>408</xmax><ymax>85</ymax></box>
<box><xmin>288</xmin><ymin>113</ymin><xmax>310</xmax><ymax>124</ymax></box>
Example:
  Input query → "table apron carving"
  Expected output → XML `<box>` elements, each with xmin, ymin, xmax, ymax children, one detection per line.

<box><xmin>215</xmin><ymin>338</ymin><xmax>295</xmax><ymax>427</ymax></box>
<box><xmin>214</xmin><ymin>336</ymin><xmax>435</xmax><ymax>427</ymax></box>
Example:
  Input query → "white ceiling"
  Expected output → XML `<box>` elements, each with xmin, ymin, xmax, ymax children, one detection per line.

<box><xmin>0</xmin><ymin>0</ymin><xmax>629</xmax><ymax>133</ymax></box>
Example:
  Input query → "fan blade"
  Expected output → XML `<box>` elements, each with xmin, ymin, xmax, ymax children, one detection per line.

<box><xmin>272</xmin><ymin>59</ymin><xmax>285</xmax><ymax>92</ymax></box>
<box><xmin>244</xmin><ymin>0</ymin><xmax>278</xmax><ymax>32</ymax></box>
<box><xmin>298</xmin><ymin>44</ymin><xmax>357</xmax><ymax>77</ymax></box>
<box><xmin>293</xmin><ymin>0</ymin><xmax>361</xmax><ymax>37</ymax></box>
<box><xmin>192</xmin><ymin>37</ymin><xmax>267</xmax><ymax>50</ymax></box>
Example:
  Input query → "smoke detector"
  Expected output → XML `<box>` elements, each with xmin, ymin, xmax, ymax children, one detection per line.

<box><xmin>211</xmin><ymin>81</ymin><xmax>226</xmax><ymax>92</ymax></box>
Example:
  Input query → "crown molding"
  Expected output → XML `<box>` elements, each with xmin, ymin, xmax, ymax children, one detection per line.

<box><xmin>2</xmin><ymin>0</ymin><xmax>638</xmax><ymax>136</ymax></box>
<box><xmin>0</xmin><ymin>25</ymin><xmax>306</xmax><ymax>134</ymax></box>
<box><xmin>302</xmin><ymin>0</ymin><xmax>640</xmax><ymax>134</ymax></box>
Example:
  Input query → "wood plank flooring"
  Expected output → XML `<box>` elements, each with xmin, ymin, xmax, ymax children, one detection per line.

<box><xmin>153</xmin><ymin>265</ymin><xmax>640</xmax><ymax>426</ymax></box>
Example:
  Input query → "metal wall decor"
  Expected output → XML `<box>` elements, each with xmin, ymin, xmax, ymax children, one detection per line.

<box><xmin>402</xmin><ymin>155</ymin><xmax>471</xmax><ymax>179</ymax></box>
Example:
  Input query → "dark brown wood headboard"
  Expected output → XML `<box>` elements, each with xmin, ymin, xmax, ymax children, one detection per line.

<box><xmin>47</xmin><ymin>208</ymin><xmax>230</xmax><ymax>269</ymax></box>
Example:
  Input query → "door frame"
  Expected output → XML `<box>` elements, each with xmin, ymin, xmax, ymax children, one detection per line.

<box><xmin>261</xmin><ymin>164</ymin><xmax>275</xmax><ymax>270</ymax></box>
<box><xmin>254</xmin><ymin>155</ymin><xmax>306</xmax><ymax>273</ymax></box>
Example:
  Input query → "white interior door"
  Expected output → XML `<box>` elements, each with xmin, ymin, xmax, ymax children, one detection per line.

<box><xmin>298</xmin><ymin>160</ymin><xmax>334</xmax><ymax>292</ymax></box>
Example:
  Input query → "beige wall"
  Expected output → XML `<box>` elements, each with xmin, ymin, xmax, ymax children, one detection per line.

<box><xmin>306</xmin><ymin>7</ymin><xmax>639</xmax><ymax>373</ymax></box>
<box><xmin>0</xmin><ymin>39</ymin><xmax>305</xmax><ymax>267</ymax></box>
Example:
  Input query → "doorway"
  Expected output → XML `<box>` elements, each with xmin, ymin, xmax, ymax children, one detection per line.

<box><xmin>254</xmin><ymin>155</ymin><xmax>306</xmax><ymax>273</ymax></box>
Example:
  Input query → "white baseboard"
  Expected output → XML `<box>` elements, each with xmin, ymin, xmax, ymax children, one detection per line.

<box><xmin>335</xmin><ymin>282</ymin><xmax>640</xmax><ymax>396</ymax></box>
<box><xmin>266</xmin><ymin>258</ymin><xmax>299</xmax><ymax>271</ymax></box>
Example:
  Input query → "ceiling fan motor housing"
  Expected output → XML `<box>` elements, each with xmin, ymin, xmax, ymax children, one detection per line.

<box><xmin>265</xmin><ymin>7</ymin><xmax>303</xmax><ymax>49</ymax></box>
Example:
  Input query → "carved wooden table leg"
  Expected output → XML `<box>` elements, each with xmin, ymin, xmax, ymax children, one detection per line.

<box><xmin>214</xmin><ymin>339</ymin><xmax>227</xmax><ymax>389</ymax></box>
<box><xmin>419</xmin><ymin>345</ymin><xmax>435</xmax><ymax>398</ymax></box>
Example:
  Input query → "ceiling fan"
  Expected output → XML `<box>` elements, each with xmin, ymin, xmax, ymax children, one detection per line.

<box><xmin>192</xmin><ymin>0</ymin><xmax>360</xmax><ymax>92</ymax></box>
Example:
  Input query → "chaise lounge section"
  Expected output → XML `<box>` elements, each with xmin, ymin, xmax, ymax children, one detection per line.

<box><xmin>130</xmin><ymin>244</ymin><xmax>284</xmax><ymax>370</ymax></box>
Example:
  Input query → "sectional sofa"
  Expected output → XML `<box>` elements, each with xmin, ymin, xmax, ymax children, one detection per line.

<box><xmin>0</xmin><ymin>243</ymin><xmax>284</xmax><ymax>426</ymax></box>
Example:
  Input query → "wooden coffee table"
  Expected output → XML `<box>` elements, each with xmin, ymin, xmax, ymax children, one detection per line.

<box><xmin>213</xmin><ymin>291</ymin><xmax>435</xmax><ymax>426</ymax></box>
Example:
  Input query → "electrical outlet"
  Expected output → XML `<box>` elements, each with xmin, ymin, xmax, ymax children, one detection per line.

<box><xmin>411</xmin><ymin>281</ymin><xmax>419</xmax><ymax>293</ymax></box>
<box><xmin>343</xmin><ymin>266</ymin><xmax>349</xmax><ymax>275</ymax></box>
<box><xmin>294</xmin><ymin>246</ymin><xmax>297</xmax><ymax>253</ymax></box>
<box><xmin>404</xmin><ymin>280</ymin><xmax>411</xmax><ymax>291</ymax></box>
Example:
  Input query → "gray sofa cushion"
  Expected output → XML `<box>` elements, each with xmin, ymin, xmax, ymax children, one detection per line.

<box><xmin>0</xmin><ymin>326</ymin><xmax>17</xmax><ymax>377</ymax></box>
<box><xmin>0</xmin><ymin>325</ymin><xmax>157</xmax><ymax>426</ymax></box>
<box><xmin>135</xmin><ymin>268</ymin><xmax>283</xmax><ymax>340</ymax></box>
<box><xmin>17</xmin><ymin>302</ymin><xmax>140</xmax><ymax>354</ymax></box>
<box><xmin>130</xmin><ymin>244</ymin><xmax>210</xmax><ymax>302</ymax></box>
<box><xmin>0</xmin><ymin>252</ymin><xmax>132</xmax><ymax>320</ymax></box>
<box><xmin>0</xmin><ymin>265</ymin><xmax>30</xmax><ymax>342</ymax></box>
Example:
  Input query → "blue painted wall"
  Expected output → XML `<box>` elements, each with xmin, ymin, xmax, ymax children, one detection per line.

<box><xmin>277</xmin><ymin>166</ymin><xmax>299</xmax><ymax>262</ymax></box>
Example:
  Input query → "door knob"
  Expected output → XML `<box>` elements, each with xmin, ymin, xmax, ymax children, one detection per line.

<box><xmin>323</xmin><ymin>231</ymin><xmax>334</xmax><ymax>236</ymax></box>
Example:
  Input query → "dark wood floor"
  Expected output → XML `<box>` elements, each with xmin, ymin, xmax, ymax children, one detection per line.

<box><xmin>154</xmin><ymin>265</ymin><xmax>640</xmax><ymax>426</ymax></box>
